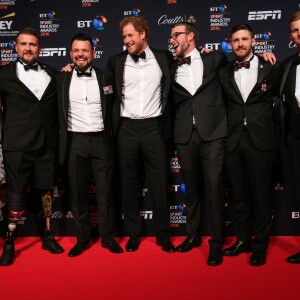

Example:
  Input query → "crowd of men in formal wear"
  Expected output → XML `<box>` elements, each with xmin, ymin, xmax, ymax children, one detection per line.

<box><xmin>0</xmin><ymin>11</ymin><xmax>300</xmax><ymax>267</ymax></box>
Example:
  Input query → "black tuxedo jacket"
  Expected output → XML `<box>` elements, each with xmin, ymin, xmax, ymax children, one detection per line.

<box><xmin>219</xmin><ymin>56</ymin><xmax>282</xmax><ymax>152</ymax></box>
<box><xmin>280</xmin><ymin>54</ymin><xmax>300</xmax><ymax>139</ymax></box>
<box><xmin>55</xmin><ymin>67</ymin><xmax>115</xmax><ymax>165</ymax></box>
<box><xmin>170</xmin><ymin>51</ymin><xmax>227</xmax><ymax>144</ymax></box>
<box><xmin>0</xmin><ymin>61</ymin><xmax>58</xmax><ymax>151</ymax></box>
<box><xmin>107</xmin><ymin>47</ymin><xmax>173</xmax><ymax>140</ymax></box>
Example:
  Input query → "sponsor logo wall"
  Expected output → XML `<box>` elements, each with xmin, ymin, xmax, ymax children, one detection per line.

<box><xmin>0</xmin><ymin>0</ymin><xmax>299</xmax><ymax>236</ymax></box>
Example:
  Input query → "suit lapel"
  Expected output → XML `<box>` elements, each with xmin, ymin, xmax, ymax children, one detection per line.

<box><xmin>171</xmin><ymin>60</ymin><xmax>192</xmax><ymax>95</ymax></box>
<box><xmin>200</xmin><ymin>52</ymin><xmax>210</xmax><ymax>88</ymax></box>
<box><xmin>227</xmin><ymin>63</ymin><xmax>244</xmax><ymax>100</ymax></box>
<box><xmin>62</xmin><ymin>71</ymin><xmax>72</xmax><ymax>124</ymax></box>
<box><xmin>280</xmin><ymin>55</ymin><xmax>295</xmax><ymax>98</ymax></box>
<box><xmin>94</xmin><ymin>67</ymin><xmax>106</xmax><ymax>122</ymax></box>
<box><xmin>116</xmin><ymin>52</ymin><xmax>127</xmax><ymax>102</ymax></box>
<box><xmin>247</xmin><ymin>59</ymin><xmax>271</xmax><ymax>101</ymax></box>
<box><xmin>10</xmin><ymin>62</ymin><xmax>41</xmax><ymax>101</ymax></box>
<box><xmin>152</xmin><ymin>48</ymin><xmax>170</xmax><ymax>111</ymax></box>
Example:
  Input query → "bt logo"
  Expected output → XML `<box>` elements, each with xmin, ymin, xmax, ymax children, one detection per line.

<box><xmin>77</xmin><ymin>16</ymin><xmax>107</xmax><ymax>30</ymax></box>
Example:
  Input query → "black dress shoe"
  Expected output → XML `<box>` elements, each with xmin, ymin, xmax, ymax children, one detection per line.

<box><xmin>101</xmin><ymin>239</ymin><xmax>124</xmax><ymax>254</ymax></box>
<box><xmin>42</xmin><ymin>229</ymin><xmax>64</xmax><ymax>254</ymax></box>
<box><xmin>223</xmin><ymin>240</ymin><xmax>252</xmax><ymax>256</ymax></box>
<box><xmin>0</xmin><ymin>240</ymin><xmax>15</xmax><ymax>266</ymax></box>
<box><xmin>208</xmin><ymin>246</ymin><xmax>223</xmax><ymax>266</ymax></box>
<box><xmin>250</xmin><ymin>250</ymin><xmax>267</xmax><ymax>266</ymax></box>
<box><xmin>68</xmin><ymin>242</ymin><xmax>90</xmax><ymax>257</ymax></box>
<box><xmin>156</xmin><ymin>237</ymin><xmax>175</xmax><ymax>253</ymax></box>
<box><xmin>286</xmin><ymin>252</ymin><xmax>300</xmax><ymax>264</ymax></box>
<box><xmin>176</xmin><ymin>236</ymin><xmax>201</xmax><ymax>253</ymax></box>
<box><xmin>125</xmin><ymin>237</ymin><xmax>140</xmax><ymax>252</ymax></box>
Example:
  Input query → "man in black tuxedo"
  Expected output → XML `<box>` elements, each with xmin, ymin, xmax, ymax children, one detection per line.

<box><xmin>169</xmin><ymin>22</ymin><xmax>227</xmax><ymax>266</ymax></box>
<box><xmin>56</xmin><ymin>33</ymin><xmax>123</xmax><ymax>257</ymax></box>
<box><xmin>0</xmin><ymin>27</ymin><xmax>64</xmax><ymax>266</ymax></box>
<box><xmin>220</xmin><ymin>23</ymin><xmax>281</xmax><ymax>266</ymax></box>
<box><xmin>107</xmin><ymin>16</ymin><xmax>175</xmax><ymax>253</ymax></box>
<box><xmin>281</xmin><ymin>11</ymin><xmax>300</xmax><ymax>264</ymax></box>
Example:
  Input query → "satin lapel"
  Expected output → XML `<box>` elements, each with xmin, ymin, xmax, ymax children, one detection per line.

<box><xmin>62</xmin><ymin>71</ymin><xmax>72</xmax><ymax>125</ymax></box>
<box><xmin>200</xmin><ymin>52</ymin><xmax>210</xmax><ymax>88</ymax></box>
<box><xmin>152</xmin><ymin>49</ymin><xmax>169</xmax><ymax>111</ymax></box>
<box><xmin>94</xmin><ymin>68</ymin><xmax>106</xmax><ymax>121</ymax></box>
<box><xmin>115</xmin><ymin>52</ymin><xmax>127</xmax><ymax>102</ymax></box>
<box><xmin>39</xmin><ymin>65</ymin><xmax>55</xmax><ymax>100</ymax></box>
<box><xmin>9</xmin><ymin>62</ymin><xmax>40</xmax><ymax>101</ymax></box>
<box><xmin>153</xmin><ymin>49</ymin><xmax>169</xmax><ymax>79</ymax></box>
<box><xmin>171</xmin><ymin>60</ymin><xmax>193</xmax><ymax>95</ymax></box>
<box><xmin>280</xmin><ymin>55</ymin><xmax>295</xmax><ymax>98</ymax></box>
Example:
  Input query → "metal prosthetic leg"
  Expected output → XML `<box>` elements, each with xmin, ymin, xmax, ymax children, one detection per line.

<box><xmin>0</xmin><ymin>209</ymin><xmax>25</xmax><ymax>266</ymax></box>
<box><xmin>41</xmin><ymin>190</ymin><xmax>64</xmax><ymax>254</ymax></box>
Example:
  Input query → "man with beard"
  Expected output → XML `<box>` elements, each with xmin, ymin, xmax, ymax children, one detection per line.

<box><xmin>107</xmin><ymin>16</ymin><xmax>175</xmax><ymax>253</ymax></box>
<box><xmin>0</xmin><ymin>27</ymin><xmax>64</xmax><ymax>266</ymax></box>
<box><xmin>169</xmin><ymin>21</ymin><xmax>276</xmax><ymax>266</ymax></box>
<box><xmin>220</xmin><ymin>23</ymin><xmax>281</xmax><ymax>266</ymax></box>
<box><xmin>169</xmin><ymin>22</ymin><xmax>227</xmax><ymax>266</ymax></box>
<box><xmin>56</xmin><ymin>33</ymin><xmax>123</xmax><ymax>257</ymax></box>
<box><xmin>281</xmin><ymin>11</ymin><xmax>300</xmax><ymax>264</ymax></box>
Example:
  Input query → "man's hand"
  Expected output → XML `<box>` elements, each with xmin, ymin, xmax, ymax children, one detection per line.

<box><xmin>61</xmin><ymin>63</ymin><xmax>74</xmax><ymax>72</ymax></box>
<box><xmin>260</xmin><ymin>52</ymin><xmax>277</xmax><ymax>65</ymax></box>
<box><xmin>199</xmin><ymin>46</ymin><xmax>213</xmax><ymax>54</ymax></box>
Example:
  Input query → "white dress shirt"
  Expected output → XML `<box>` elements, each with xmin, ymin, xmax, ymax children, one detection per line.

<box><xmin>295</xmin><ymin>55</ymin><xmax>300</xmax><ymax>108</ymax></box>
<box><xmin>121</xmin><ymin>47</ymin><xmax>163</xmax><ymax>119</ymax></box>
<box><xmin>16</xmin><ymin>60</ymin><xmax>51</xmax><ymax>100</ymax></box>
<box><xmin>68</xmin><ymin>68</ymin><xmax>104</xmax><ymax>132</ymax></box>
<box><xmin>234</xmin><ymin>55</ymin><xmax>258</xmax><ymax>102</ymax></box>
<box><xmin>175</xmin><ymin>48</ymin><xmax>203</xmax><ymax>95</ymax></box>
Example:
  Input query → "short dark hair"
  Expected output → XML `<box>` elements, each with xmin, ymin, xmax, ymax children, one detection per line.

<box><xmin>119</xmin><ymin>16</ymin><xmax>150</xmax><ymax>40</ymax></box>
<box><xmin>16</xmin><ymin>27</ymin><xmax>40</xmax><ymax>45</ymax></box>
<box><xmin>171</xmin><ymin>22</ymin><xmax>199</xmax><ymax>42</ymax></box>
<box><xmin>289</xmin><ymin>11</ymin><xmax>300</xmax><ymax>28</ymax></box>
<box><xmin>230</xmin><ymin>23</ymin><xmax>254</xmax><ymax>38</ymax></box>
<box><xmin>71</xmin><ymin>33</ymin><xmax>93</xmax><ymax>49</ymax></box>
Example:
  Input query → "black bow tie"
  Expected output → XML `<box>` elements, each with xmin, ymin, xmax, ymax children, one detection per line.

<box><xmin>292</xmin><ymin>55</ymin><xmax>300</xmax><ymax>66</ymax></box>
<box><xmin>233</xmin><ymin>55</ymin><xmax>254</xmax><ymax>71</ymax></box>
<box><xmin>131</xmin><ymin>51</ymin><xmax>146</xmax><ymax>62</ymax></box>
<box><xmin>233</xmin><ymin>60</ymin><xmax>250</xmax><ymax>71</ymax></box>
<box><xmin>178</xmin><ymin>56</ymin><xmax>191</xmax><ymax>66</ymax></box>
<box><xmin>18</xmin><ymin>59</ymin><xmax>39</xmax><ymax>71</ymax></box>
<box><xmin>24</xmin><ymin>64</ymin><xmax>38</xmax><ymax>71</ymax></box>
<box><xmin>76</xmin><ymin>68</ymin><xmax>92</xmax><ymax>77</ymax></box>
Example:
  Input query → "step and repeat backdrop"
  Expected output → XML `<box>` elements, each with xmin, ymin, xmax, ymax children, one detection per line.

<box><xmin>0</xmin><ymin>0</ymin><xmax>300</xmax><ymax>237</ymax></box>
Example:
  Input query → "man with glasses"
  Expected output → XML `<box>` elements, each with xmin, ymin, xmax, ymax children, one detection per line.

<box><xmin>169</xmin><ymin>22</ymin><xmax>227</xmax><ymax>266</ymax></box>
<box><xmin>169</xmin><ymin>22</ymin><xmax>276</xmax><ymax>266</ymax></box>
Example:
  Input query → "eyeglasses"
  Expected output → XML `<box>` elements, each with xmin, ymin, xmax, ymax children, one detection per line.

<box><xmin>168</xmin><ymin>32</ymin><xmax>190</xmax><ymax>43</ymax></box>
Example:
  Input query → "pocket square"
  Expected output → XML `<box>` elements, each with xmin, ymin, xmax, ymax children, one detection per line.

<box><xmin>103</xmin><ymin>85</ymin><xmax>113</xmax><ymax>95</ymax></box>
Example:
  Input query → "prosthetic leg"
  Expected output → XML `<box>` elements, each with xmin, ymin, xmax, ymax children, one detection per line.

<box><xmin>41</xmin><ymin>190</ymin><xmax>64</xmax><ymax>254</ymax></box>
<box><xmin>0</xmin><ymin>209</ymin><xmax>24</xmax><ymax>266</ymax></box>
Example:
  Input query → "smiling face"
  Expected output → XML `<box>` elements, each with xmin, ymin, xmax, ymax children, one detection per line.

<box><xmin>169</xmin><ymin>25</ymin><xmax>195</xmax><ymax>58</ymax></box>
<box><xmin>122</xmin><ymin>23</ymin><xmax>147</xmax><ymax>55</ymax></box>
<box><xmin>70</xmin><ymin>39</ymin><xmax>95</xmax><ymax>72</ymax></box>
<box><xmin>15</xmin><ymin>33</ymin><xmax>41</xmax><ymax>65</ymax></box>
<box><xmin>231</xmin><ymin>29</ymin><xmax>255</xmax><ymax>62</ymax></box>
<box><xmin>289</xmin><ymin>19</ymin><xmax>300</xmax><ymax>51</ymax></box>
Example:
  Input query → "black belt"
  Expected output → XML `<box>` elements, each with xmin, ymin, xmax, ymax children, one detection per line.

<box><xmin>69</xmin><ymin>131</ymin><xmax>104</xmax><ymax>137</ymax></box>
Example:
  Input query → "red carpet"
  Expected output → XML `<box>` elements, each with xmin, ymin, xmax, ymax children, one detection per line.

<box><xmin>0</xmin><ymin>236</ymin><xmax>299</xmax><ymax>300</ymax></box>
